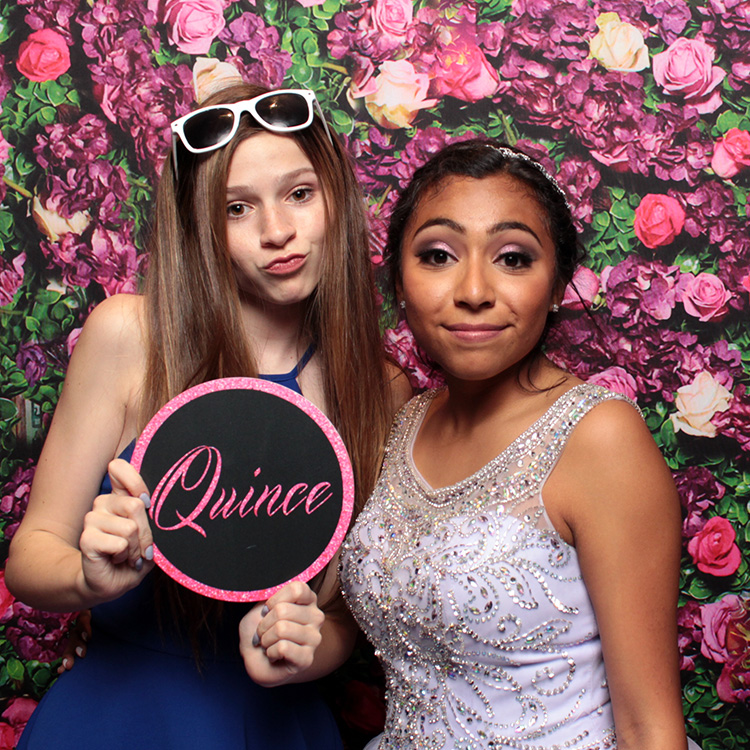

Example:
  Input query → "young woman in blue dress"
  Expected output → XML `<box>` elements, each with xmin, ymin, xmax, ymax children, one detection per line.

<box><xmin>6</xmin><ymin>83</ymin><xmax>409</xmax><ymax>749</ymax></box>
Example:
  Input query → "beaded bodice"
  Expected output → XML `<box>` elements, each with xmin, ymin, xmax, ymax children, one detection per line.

<box><xmin>341</xmin><ymin>384</ymin><xmax>632</xmax><ymax>750</ymax></box>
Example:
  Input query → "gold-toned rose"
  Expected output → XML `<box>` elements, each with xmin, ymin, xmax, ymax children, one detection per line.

<box><xmin>589</xmin><ymin>12</ymin><xmax>649</xmax><ymax>72</ymax></box>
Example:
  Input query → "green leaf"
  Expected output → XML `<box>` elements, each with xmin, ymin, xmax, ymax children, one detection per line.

<box><xmin>6</xmin><ymin>658</ymin><xmax>24</xmax><ymax>681</ymax></box>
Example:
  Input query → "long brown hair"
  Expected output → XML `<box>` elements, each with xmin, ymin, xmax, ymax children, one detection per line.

<box><xmin>140</xmin><ymin>83</ymin><xmax>391</xmax><ymax>649</ymax></box>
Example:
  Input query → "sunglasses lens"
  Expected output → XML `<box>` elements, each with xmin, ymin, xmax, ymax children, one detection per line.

<box><xmin>183</xmin><ymin>108</ymin><xmax>236</xmax><ymax>150</ymax></box>
<box><xmin>254</xmin><ymin>93</ymin><xmax>310</xmax><ymax>129</ymax></box>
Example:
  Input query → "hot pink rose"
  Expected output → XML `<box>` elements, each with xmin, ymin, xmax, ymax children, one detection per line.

<box><xmin>687</xmin><ymin>516</ymin><xmax>741</xmax><ymax>577</ymax></box>
<box><xmin>587</xmin><ymin>367</ymin><xmax>638</xmax><ymax>401</ymax></box>
<box><xmin>371</xmin><ymin>0</ymin><xmax>413</xmax><ymax>41</ymax></box>
<box><xmin>0</xmin><ymin>570</ymin><xmax>14</xmax><ymax>620</ymax></box>
<box><xmin>652</xmin><ymin>37</ymin><xmax>726</xmax><ymax>114</ymax></box>
<box><xmin>633</xmin><ymin>194</ymin><xmax>685</xmax><ymax>249</ymax></box>
<box><xmin>742</xmin><ymin>272</ymin><xmax>750</xmax><ymax>297</ymax></box>
<box><xmin>355</xmin><ymin>60</ymin><xmax>437</xmax><ymax>130</ymax></box>
<box><xmin>700</xmin><ymin>594</ymin><xmax>743</xmax><ymax>663</ymax></box>
<box><xmin>677</xmin><ymin>271</ymin><xmax>733</xmax><ymax>322</ymax></box>
<box><xmin>711</xmin><ymin>128</ymin><xmax>750</xmax><ymax>179</ymax></box>
<box><xmin>16</xmin><ymin>29</ymin><xmax>70</xmax><ymax>82</ymax></box>
<box><xmin>562</xmin><ymin>266</ymin><xmax>599</xmax><ymax>310</ymax></box>
<box><xmin>0</xmin><ymin>133</ymin><xmax>10</xmax><ymax>164</ymax></box>
<box><xmin>162</xmin><ymin>0</ymin><xmax>226</xmax><ymax>55</ymax></box>
<box><xmin>430</xmin><ymin>39</ymin><xmax>499</xmax><ymax>103</ymax></box>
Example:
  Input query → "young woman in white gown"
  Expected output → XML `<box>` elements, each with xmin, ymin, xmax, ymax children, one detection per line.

<box><xmin>341</xmin><ymin>140</ymin><xmax>695</xmax><ymax>750</ymax></box>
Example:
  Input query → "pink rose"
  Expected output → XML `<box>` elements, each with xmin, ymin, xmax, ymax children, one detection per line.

<box><xmin>671</xmin><ymin>371</ymin><xmax>732</xmax><ymax>438</ymax></box>
<box><xmin>355</xmin><ymin>60</ymin><xmax>437</xmax><ymax>130</ymax></box>
<box><xmin>371</xmin><ymin>0</ymin><xmax>413</xmax><ymax>41</ymax></box>
<box><xmin>742</xmin><ymin>272</ymin><xmax>750</xmax><ymax>298</ymax></box>
<box><xmin>0</xmin><ymin>133</ymin><xmax>10</xmax><ymax>164</ymax></box>
<box><xmin>700</xmin><ymin>594</ymin><xmax>743</xmax><ymax>663</ymax></box>
<box><xmin>652</xmin><ymin>37</ymin><xmax>726</xmax><ymax>114</ymax></box>
<box><xmin>633</xmin><ymin>194</ymin><xmax>685</xmax><ymax>249</ymax></box>
<box><xmin>717</xmin><ymin>659</ymin><xmax>750</xmax><ymax>703</ymax></box>
<box><xmin>0</xmin><ymin>571</ymin><xmax>15</xmax><ymax>620</ymax></box>
<box><xmin>162</xmin><ymin>0</ymin><xmax>226</xmax><ymax>55</ymax></box>
<box><xmin>16</xmin><ymin>29</ymin><xmax>71</xmax><ymax>82</ymax></box>
<box><xmin>677</xmin><ymin>271</ymin><xmax>733</xmax><ymax>322</ymax></box>
<box><xmin>1</xmin><ymin>697</ymin><xmax>36</xmax><ymax>733</ymax></box>
<box><xmin>562</xmin><ymin>266</ymin><xmax>599</xmax><ymax>310</ymax></box>
<box><xmin>687</xmin><ymin>516</ymin><xmax>741</xmax><ymax>577</ymax></box>
<box><xmin>587</xmin><ymin>367</ymin><xmax>638</xmax><ymax>401</ymax></box>
<box><xmin>711</xmin><ymin>128</ymin><xmax>750</xmax><ymax>179</ymax></box>
<box><xmin>295</xmin><ymin>0</ymin><xmax>325</xmax><ymax>6</ymax></box>
<box><xmin>430</xmin><ymin>39</ymin><xmax>499</xmax><ymax>102</ymax></box>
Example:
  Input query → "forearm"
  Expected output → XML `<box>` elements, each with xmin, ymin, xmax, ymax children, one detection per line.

<box><xmin>6</xmin><ymin>531</ymin><xmax>100</xmax><ymax>612</ymax></box>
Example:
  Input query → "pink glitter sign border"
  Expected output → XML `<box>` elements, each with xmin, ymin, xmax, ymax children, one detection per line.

<box><xmin>131</xmin><ymin>377</ymin><xmax>354</xmax><ymax>602</ymax></box>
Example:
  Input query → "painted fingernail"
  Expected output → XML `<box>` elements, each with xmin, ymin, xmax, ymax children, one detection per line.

<box><xmin>252</xmin><ymin>632</ymin><xmax>260</xmax><ymax>648</ymax></box>
<box><xmin>75</xmin><ymin>646</ymin><xmax>84</xmax><ymax>658</ymax></box>
<box><xmin>81</xmin><ymin>630</ymin><xmax>90</xmax><ymax>643</ymax></box>
<box><xmin>144</xmin><ymin>545</ymin><xmax>154</xmax><ymax>561</ymax></box>
<box><xmin>135</xmin><ymin>557</ymin><xmax>144</xmax><ymax>572</ymax></box>
<box><xmin>261</xmin><ymin>605</ymin><xmax>269</xmax><ymax>617</ymax></box>
<box><xmin>62</xmin><ymin>657</ymin><xmax>72</xmax><ymax>669</ymax></box>
<box><xmin>140</xmin><ymin>492</ymin><xmax>151</xmax><ymax>509</ymax></box>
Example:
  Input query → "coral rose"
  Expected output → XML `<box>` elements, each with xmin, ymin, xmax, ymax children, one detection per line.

<box><xmin>589</xmin><ymin>12</ymin><xmax>649</xmax><ymax>72</ymax></box>
<box><xmin>192</xmin><ymin>57</ymin><xmax>243</xmax><ymax>103</ymax></box>
<box><xmin>687</xmin><ymin>516</ymin><xmax>741</xmax><ymax>577</ymax></box>
<box><xmin>16</xmin><ymin>29</ymin><xmax>70</xmax><ymax>82</ymax></box>
<box><xmin>430</xmin><ymin>39</ymin><xmax>499</xmax><ymax>102</ymax></box>
<box><xmin>671</xmin><ymin>371</ymin><xmax>732</xmax><ymax>438</ymax></box>
<box><xmin>355</xmin><ymin>60</ymin><xmax>437</xmax><ymax>130</ymax></box>
<box><xmin>677</xmin><ymin>271</ymin><xmax>732</xmax><ymax>322</ymax></box>
<box><xmin>633</xmin><ymin>194</ymin><xmax>685</xmax><ymax>249</ymax></box>
<box><xmin>652</xmin><ymin>37</ymin><xmax>726</xmax><ymax>114</ymax></box>
<box><xmin>162</xmin><ymin>0</ymin><xmax>226</xmax><ymax>55</ymax></box>
<box><xmin>711</xmin><ymin>128</ymin><xmax>750</xmax><ymax>179</ymax></box>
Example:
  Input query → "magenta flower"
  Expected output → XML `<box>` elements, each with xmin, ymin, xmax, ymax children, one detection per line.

<box><xmin>677</xmin><ymin>271</ymin><xmax>733</xmax><ymax>322</ymax></box>
<box><xmin>711</xmin><ymin>128</ymin><xmax>750</xmax><ymax>178</ymax></box>
<box><xmin>633</xmin><ymin>194</ymin><xmax>686</xmax><ymax>249</ymax></box>
<box><xmin>687</xmin><ymin>516</ymin><xmax>742</xmax><ymax>577</ymax></box>
<box><xmin>701</xmin><ymin>594</ymin><xmax>744</xmax><ymax>663</ymax></box>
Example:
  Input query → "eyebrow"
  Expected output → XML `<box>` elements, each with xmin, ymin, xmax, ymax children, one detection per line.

<box><xmin>226</xmin><ymin>167</ymin><xmax>318</xmax><ymax>197</ymax></box>
<box><xmin>412</xmin><ymin>218</ymin><xmax>542</xmax><ymax>245</ymax></box>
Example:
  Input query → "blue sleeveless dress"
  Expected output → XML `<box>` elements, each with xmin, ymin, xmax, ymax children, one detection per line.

<box><xmin>19</xmin><ymin>349</ymin><xmax>342</xmax><ymax>750</ymax></box>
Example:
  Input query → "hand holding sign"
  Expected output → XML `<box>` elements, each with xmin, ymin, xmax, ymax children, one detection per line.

<box><xmin>132</xmin><ymin>378</ymin><xmax>353</xmax><ymax>602</ymax></box>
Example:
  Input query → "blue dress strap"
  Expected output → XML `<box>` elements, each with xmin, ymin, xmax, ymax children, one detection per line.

<box><xmin>259</xmin><ymin>342</ymin><xmax>315</xmax><ymax>396</ymax></box>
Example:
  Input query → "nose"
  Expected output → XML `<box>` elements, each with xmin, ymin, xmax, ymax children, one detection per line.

<box><xmin>259</xmin><ymin>205</ymin><xmax>296</xmax><ymax>248</ymax></box>
<box><xmin>454</xmin><ymin>256</ymin><xmax>495</xmax><ymax>310</ymax></box>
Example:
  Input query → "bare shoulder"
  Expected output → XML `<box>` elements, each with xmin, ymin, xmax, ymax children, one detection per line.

<box><xmin>76</xmin><ymin>294</ymin><xmax>145</xmax><ymax>359</ymax></box>
<box><xmin>385</xmin><ymin>361</ymin><xmax>414</xmax><ymax>416</ymax></box>
<box><xmin>545</xmin><ymin>393</ymin><xmax>678</xmax><ymax>544</ymax></box>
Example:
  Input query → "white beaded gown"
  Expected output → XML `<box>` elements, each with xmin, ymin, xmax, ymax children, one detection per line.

<box><xmin>341</xmin><ymin>384</ymin><xmax>632</xmax><ymax>750</ymax></box>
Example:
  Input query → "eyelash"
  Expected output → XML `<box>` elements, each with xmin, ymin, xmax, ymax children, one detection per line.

<box><xmin>416</xmin><ymin>248</ymin><xmax>454</xmax><ymax>266</ymax></box>
<box><xmin>497</xmin><ymin>250</ymin><xmax>533</xmax><ymax>269</ymax></box>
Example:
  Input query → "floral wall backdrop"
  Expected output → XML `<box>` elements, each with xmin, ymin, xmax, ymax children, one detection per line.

<box><xmin>0</xmin><ymin>0</ymin><xmax>749</xmax><ymax>747</ymax></box>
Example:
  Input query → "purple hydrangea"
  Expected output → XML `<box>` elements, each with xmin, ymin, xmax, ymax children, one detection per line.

<box><xmin>2</xmin><ymin>601</ymin><xmax>77</xmax><ymax>663</ymax></box>
<box><xmin>219</xmin><ymin>13</ymin><xmax>291</xmax><ymax>89</ymax></box>
<box><xmin>15</xmin><ymin>343</ymin><xmax>47</xmax><ymax>386</ymax></box>
<box><xmin>506</xmin><ymin>0</ymin><xmax>595</xmax><ymax>61</ymax></box>
<box><xmin>17</xmin><ymin>0</ymin><xmax>81</xmax><ymax>43</ymax></box>
<box><xmin>0</xmin><ymin>463</ymin><xmax>35</xmax><ymax>541</ymax></box>
<box><xmin>682</xmin><ymin>182</ymin><xmax>742</xmax><ymax>245</ymax></box>
<box><xmin>34</xmin><ymin>115</ymin><xmax>131</xmax><ymax>223</ymax></box>
<box><xmin>602</xmin><ymin>255</ymin><xmax>680</xmax><ymax>327</ymax></box>
<box><xmin>677</xmin><ymin>600</ymin><xmax>704</xmax><ymax>671</ymax></box>
<box><xmin>673</xmin><ymin>466</ymin><xmax>726</xmax><ymax>538</ymax></box>
<box><xmin>0</xmin><ymin>253</ymin><xmax>26</xmax><ymax>307</ymax></box>
<box><xmin>556</xmin><ymin>154</ymin><xmax>602</xmax><ymax>229</ymax></box>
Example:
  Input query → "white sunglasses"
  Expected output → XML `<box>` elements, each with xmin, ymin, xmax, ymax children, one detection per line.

<box><xmin>170</xmin><ymin>89</ymin><xmax>333</xmax><ymax>177</ymax></box>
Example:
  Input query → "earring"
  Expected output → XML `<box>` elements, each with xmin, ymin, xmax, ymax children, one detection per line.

<box><xmin>551</xmin><ymin>303</ymin><xmax>560</xmax><ymax>313</ymax></box>
<box><xmin>399</xmin><ymin>300</ymin><xmax>406</xmax><ymax>310</ymax></box>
